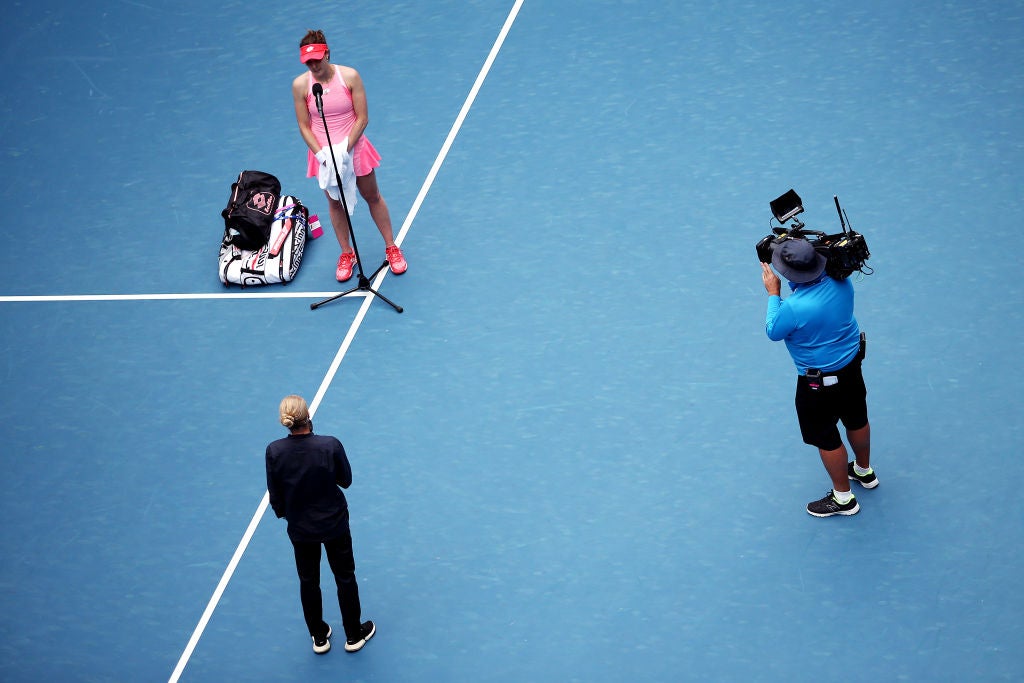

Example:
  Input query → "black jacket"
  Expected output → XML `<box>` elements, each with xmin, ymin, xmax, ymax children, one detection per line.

<box><xmin>266</xmin><ymin>432</ymin><xmax>353</xmax><ymax>542</ymax></box>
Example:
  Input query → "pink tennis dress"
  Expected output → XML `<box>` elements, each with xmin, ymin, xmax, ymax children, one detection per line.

<box><xmin>305</xmin><ymin>66</ymin><xmax>381</xmax><ymax>178</ymax></box>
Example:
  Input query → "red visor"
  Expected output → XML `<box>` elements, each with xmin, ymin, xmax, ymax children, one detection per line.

<box><xmin>300</xmin><ymin>43</ymin><xmax>328</xmax><ymax>63</ymax></box>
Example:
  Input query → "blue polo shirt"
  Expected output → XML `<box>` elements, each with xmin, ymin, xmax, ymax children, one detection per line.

<box><xmin>765</xmin><ymin>275</ymin><xmax>861</xmax><ymax>374</ymax></box>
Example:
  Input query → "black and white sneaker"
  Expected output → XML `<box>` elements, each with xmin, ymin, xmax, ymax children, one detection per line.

<box><xmin>345</xmin><ymin>621</ymin><xmax>376</xmax><ymax>653</ymax></box>
<box><xmin>313</xmin><ymin>625</ymin><xmax>332</xmax><ymax>654</ymax></box>
<box><xmin>848</xmin><ymin>461</ymin><xmax>878</xmax><ymax>489</ymax></box>
<box><xmin>806</xmin><ymin>491</ymin><xmax>859</xmax><ymax>517</ymax></box>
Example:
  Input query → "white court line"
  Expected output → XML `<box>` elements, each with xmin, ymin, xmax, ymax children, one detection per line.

<box><xmin>392</xmin><ymin>0</ymin><xmax>524</xmax><ymax>249</ymax></box>
<box><xmin>168</xmin><ymin>2</ymin><xmax>524</xmax><ymax>681</ymax></box>
<box><xmin>0</xmin><ymin>292</ymin><xmax>353</xmax><ymax>302</ymax></box>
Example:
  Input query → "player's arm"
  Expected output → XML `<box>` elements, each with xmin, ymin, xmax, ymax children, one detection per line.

<box><xmin>340</xmin><ymin>66</ymin><xmax>369</xmax><ymax>153</ymax></box>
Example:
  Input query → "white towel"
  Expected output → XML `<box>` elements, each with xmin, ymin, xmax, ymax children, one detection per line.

<box><xmin>316</xmin><ymin>145</ymin><xmax>357</xmax><ymax>215</ymax></box>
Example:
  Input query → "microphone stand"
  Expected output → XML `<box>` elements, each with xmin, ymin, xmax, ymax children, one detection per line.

<box><xmin>309</xmin><ymin>86</ymin><xmax>402</xmax><ymax>313</ymax></box>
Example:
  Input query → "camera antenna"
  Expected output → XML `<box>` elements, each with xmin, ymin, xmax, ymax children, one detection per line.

<box><xmin>834</xmin><ymin>195</ymin><xmax>849</xmax><ymax>235</ymax></box>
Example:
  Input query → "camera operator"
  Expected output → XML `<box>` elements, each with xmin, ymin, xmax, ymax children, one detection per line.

<box><xmin>760</xmin><ymin>239</ymin><xmax>878</xmax><ymax>517</ymax></box>
<box><xmin>266</xmin><ymin>395</ymin><xmax>376</xmax><ymax>654</ymax></box>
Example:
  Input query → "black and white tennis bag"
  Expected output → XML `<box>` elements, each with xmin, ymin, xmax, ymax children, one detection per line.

<box><xmin>219</xmin><ymin>196</ymin><xmax>308</xmax><ymax>287</ymax></box>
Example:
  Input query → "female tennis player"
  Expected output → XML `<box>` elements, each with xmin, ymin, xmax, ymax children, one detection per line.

<box><xmin>292</xmin><ymin>29</ymin><xmax>407</xmax><ymax>281</ymax></box>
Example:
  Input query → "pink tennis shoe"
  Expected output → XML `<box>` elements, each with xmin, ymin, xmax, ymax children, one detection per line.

<box><xmin>385</xmin><ymin>245</ymin><xmax>407</xmax><ymax>274</ymax></box>
<box><xmin>336</xmin><ymin>252</ymin><xmax>357</xmax><ymax>281</ymax></box>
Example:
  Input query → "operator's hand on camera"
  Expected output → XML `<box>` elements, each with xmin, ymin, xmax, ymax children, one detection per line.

<box><xmin>761</xmin><ymin>262</ymin><xmax>782</xmax><ymax>296</ymax></box>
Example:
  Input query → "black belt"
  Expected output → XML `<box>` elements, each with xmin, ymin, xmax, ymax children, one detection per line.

<box><xmin>802</xmin><ymin>368</ymin><xmax>837</xmax><ymax>390</ymax></box>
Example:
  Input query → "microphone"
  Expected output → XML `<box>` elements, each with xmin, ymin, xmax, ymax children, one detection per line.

<box><xmin>312</xmin><ymin>83</ymin><xmax>324</xmax><ymax>114</ymax></box>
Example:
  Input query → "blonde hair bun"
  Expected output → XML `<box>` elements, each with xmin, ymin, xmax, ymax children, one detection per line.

<box><xmin>279</xmin><ymin>395</ymin><xmax>310</xmax><ymax>429</ymax></box>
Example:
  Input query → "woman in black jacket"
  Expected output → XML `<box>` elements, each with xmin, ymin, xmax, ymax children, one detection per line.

<box><xmin>266</xmin><ymin>395</ymin><xmax>375</xmax><ymax>655</ymax></box>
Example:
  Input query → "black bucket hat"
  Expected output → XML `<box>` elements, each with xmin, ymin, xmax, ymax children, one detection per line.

<box><xmin>771</xmin><ymin>238</ymin><xmax>827</xmax><ymax>283</ymax></box>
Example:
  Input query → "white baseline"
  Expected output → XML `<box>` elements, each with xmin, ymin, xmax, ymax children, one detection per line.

<box><xmin>0</xmin><ymin>292</ymin><xmax>353</xmax><ymax>302</ymax></box>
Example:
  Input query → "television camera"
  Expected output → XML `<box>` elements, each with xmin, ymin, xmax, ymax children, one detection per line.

<box><xmin>756</xmin><ymin>189</ymin><xmax>871</xmax><ymax>280</ymax></box>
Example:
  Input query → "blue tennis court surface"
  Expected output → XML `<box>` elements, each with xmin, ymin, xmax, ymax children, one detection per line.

<box><xmin>1</xmin><ymin>2</ymin><xmax>1022</xmax><ymax>681</ymax></box>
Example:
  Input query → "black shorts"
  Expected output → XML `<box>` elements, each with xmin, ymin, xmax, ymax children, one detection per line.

<box><xmin>794</xmin><ymin>358</ymin><xmax>868</xmax><ymax>451</ymax></box>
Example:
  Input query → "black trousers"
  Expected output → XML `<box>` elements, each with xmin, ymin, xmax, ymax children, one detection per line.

<box><xmin>291</xmin><ymin>530</ymin><xmax>362</xmax><ymax>641</ymax></box>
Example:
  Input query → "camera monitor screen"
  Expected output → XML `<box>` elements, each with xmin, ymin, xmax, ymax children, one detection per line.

<box><xmin>770</xmin><ymin>189</ymin><xmax>803</xmax><ymax>224</ymax></box>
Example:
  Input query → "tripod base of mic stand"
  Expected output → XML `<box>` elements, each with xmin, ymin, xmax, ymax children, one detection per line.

<box><xmin>310</xmin><ymin>260</ymin><xmax>403</xmax><ymax>313</ymax></box>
